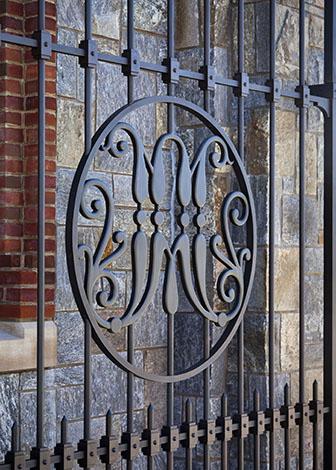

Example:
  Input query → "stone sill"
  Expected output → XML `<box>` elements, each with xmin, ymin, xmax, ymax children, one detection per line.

<box><xmin>0</xmin><ymin>321</ymin><xmax>57</xmax><ymax>373</ymax></box>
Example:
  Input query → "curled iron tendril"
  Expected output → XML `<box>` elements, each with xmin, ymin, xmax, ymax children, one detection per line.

<box><xmin>77</xmin><ymin>123</ymin><xmax>251</xmax><ymax>332</ymax></box>
<box><xmin>210</xmin><ymin>191</ymin><xmax>251</xmax><ymax>322</ymax></box>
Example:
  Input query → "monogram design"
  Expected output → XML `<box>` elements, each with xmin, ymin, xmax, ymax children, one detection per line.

<box><xmin>66</xmin><ymin>96</ymin><xmax>256</xmax><ymax>382</ymax></box>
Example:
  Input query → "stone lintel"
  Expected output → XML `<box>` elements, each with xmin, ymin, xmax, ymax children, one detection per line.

<box><xmin>0</xmin><ymin>321</ymin><xmax>57</xmax><ymax>373</ymax></box>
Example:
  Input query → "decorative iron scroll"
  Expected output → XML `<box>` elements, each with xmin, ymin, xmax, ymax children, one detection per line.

<box><xmin>66</xmin><ymin>96</ymin><xmax>256</xmax><ymax>382</ymax></box>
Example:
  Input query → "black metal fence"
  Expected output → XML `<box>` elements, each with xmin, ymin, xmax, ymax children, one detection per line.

<box><xmin>0</xmin><ymin>0</ymin><xmax>335</xmax><ymax>469</ymax></box>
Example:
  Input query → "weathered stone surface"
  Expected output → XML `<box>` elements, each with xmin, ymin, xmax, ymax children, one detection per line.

<box><xmin>57</xmin><ymin>29</ymin><xmax>78</xmax><ymax>99</ymax></box>
<box><xmin>57</xmin><ymin>0</ymin><xmax>84</xmax><ymax>30</ymax></box>
<box><xmin>304</xmin><ymin>276</ymin><xmax>323</xmax><ymax>343</ymax></box>
<box><xmin>55</xmin><ymin>311</ymin><xmax>84</xmax><ymax>364</ymax></box>
<box><xmin>122</xmin><ymin>0</ymin><xmax>167</xmax><ymax>34</ymax></box>
<box><xmin>275</xmin><ymin>5</ymin><xmax>300</xmax><ymax>80</ymax></box>
<box><xmin>20</xmin><ymin>369</ymin><xmax>55</xmax><ymax>390</ymax></box>
<box><xmin>55</xmin><ymin>228</ymin><xmax>77</xmax><ymax>312</ymax></box>
<box><xmin>91</xmin><ymin>352</ymin><xmax>144</xmax><ymax>416</ymax></box>
<box><xmin>144</xmin><ymin>348</ymin><xmax>167</xmax><ymax>427</ymax></box>
<box><xmin>305</xmin><ymin>132</ymin><xmax>318</xmax><ymax>195</ymax></box>
<box><xmin>57</xmin><ymin>99</ymin><xmax>84</xmax><ymax>168</ymax></box>
<box><xmin>92</xmin><ymin>0</ymin><xmax>121</xmax><ymax>40</ymax></box>
<box><xmin>246</xmin><ymin>109</ymin><xmax>296</xmax><ymax>178</ymax></box>
<box><xmin>280</xmin><ymin>313</ymin><xmax>299</xmax><ymax>371</ymax></box>
<box><xmin>305</xmin><ymin>247</ymin><xmax>323</xmax><ymax>275</ymax></box>
<box><xmin>55</xmin><ymin>366</ymin><xmax>84</xmax><ymax>386</ymax></box>
<box><xmin>96</xmin><ymin>63</ymin><xmax>127</xmax><ymax>127</ymax></box>
<box><xmin>176</xmin><ymin>0</ymin><xmax>200</xmax><ymax>49</ymax></box>
<box><xmin>282</xmin><ymin>195</ymin><xmax>319</xmax><ymax>246</ymax></box>
<box><xmin>232</xmin><ymin>3</ymin><xmax>256</xmax><ymax>74</ymax></box>
<box><xmin>175</xmin><ymin>312</ymin><xmax>203</xmax><ymax>395</ymax></box>
<box><xmin>307</xmin><ymin>48</ymin><xmax>324</xmax><ymax>85</ymax></box>
<box><xmin>56</xmin><ymin>385</ymin><xmax>84</xmax><ymax>420</ymax></box>
<box><xmin>309</xmin><ymin>13</ymin><xmax>324</xmax><ymax>49</ymax></box>
<box><xmin>20</xmin><ymin>390</ymin><xmax>56</xmax><ymax>451</ymax></box>
<box><xmin>0</xmin><ymin>374</ymin><xmax>19</xmax><ymax>460</ymax></box>
<box><xmin>274</xmin><ymin>248</ymin><xmax>299</xmax><ymax>311</ymax></box>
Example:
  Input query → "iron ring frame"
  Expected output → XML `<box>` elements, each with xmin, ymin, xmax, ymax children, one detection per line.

<box><xmin>66</xmin><ymin>95</ymin><xmax>257</xmax><ymax>383</ymax></box>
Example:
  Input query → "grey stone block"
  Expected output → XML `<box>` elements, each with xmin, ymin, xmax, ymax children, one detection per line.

<box><xmin>282</xmin><ymin>195</ymin><xmax>319</xmax><ymax>246</ymax></box>
<box><xmin>55</xmin><ymin>311</ymin><xmax>84</xmax><ymax>364</ymax></box>
<box><xmin>0</xmin><ymin>374</ymin><xmax>19</xmax><ymax>460</ymax></box>
<box><xmin>57</xmin><ymin>29</ymin><xmax>78</xmax><ymax>99</ymax></box>
<box><xmin>91</xmin><ymin>352</ymin><xmax>144</xmax><ymax>416</ymax></box>
<box><xmin>20</xmin><ymin>390</ymin><xmax>56</xmax><ymax>451</ymax></box>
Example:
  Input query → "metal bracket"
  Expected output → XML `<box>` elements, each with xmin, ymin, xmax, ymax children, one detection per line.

<box><xmin>216</xmin><ymin>415</ymin><xmax>233</xmax><ymax>441</ymax></box>
<box><xmin>54</xmin><ymin>443</ymin><xmax>74</xmax><ymax>470</ymax></box>
<box><xmin>162</xmin><ymin>426</ymin><xmax>179</xmax><ymax>452</ymax></box>
<box><xmin>251</xmin><ymin>411</ymin><xmax>265</xmax><ymax>435</ymax></box>
<box><xmin>5</xmin><ymin>451</ymin><xmax>26</xmax><ymax>469</ymax></box>
<box><xmin>266</xmin><ymin>408</ymin><xmax>281</xmax><ymax>432</ymax></box>
<box><xmin>32</xmin><ymin>31</ymin><xmax>52</xmax><ymax>61</ymax></box>
<box><xmin>30</xmin><ymin>448</ymin><xmax>50</xmax><ymax>469</ymax></box>
<box><xmin>122</xmin><ymin>49</ymin><xmax>140</xmax><ymax>77</ymax></box>
<box><xmin>297</xmin><ymin>402</ymin><xmax>310</xmax><ymax>427</ymax></box>
<box><xmin>281</xmin><ymin>404</ymin><xmax>295</xmax><ymax>430</ymax></box>
<box><xmin>199</xmin><ymin>65</ymin><xmax>216</xmax><ymax>92</ymax></box>
<box><xmin>142</xmin><ymin>429</ymin><xmax>160</xmax><ymax>456</ymax></box>
<box><xmin>266</xmin><ymin>79</ymin><xmax>282</xmax><ymax>103</ymax></box>
<box><xmin>162</xmin><ymin>58</ymin><xmax>180</xmax><ymax>85</ymax></box>
<box><xmin>234</xmin><ymin>72</ymin><xmax>250</xmax><ymax>97</ymax></box>
<box><xmin>295</xmin><ymin>85</ymin><xmax>311</xmax><ymax>108</ymax></box>
<box><xmin>77</xmin><ymin>439</ymin><xmax>98</xmax><ymax>468</ymax></box>
<box><xmin>199</xmin><ymin>419</ymin><xmax>216</xmax><ymax>445</ymax></box>
<box><xmin>310</xmin><ymin>399</ymin><xmax>324</xmax><ymax>425</ymax></box>
<box><xmin>237</xmin><ymin>414</ymin><xmax>249</xmax><ymax>439</ymax></box>
<box><xmin>100</xmin><ymin>435</ymin><xmax>120</xmax><ymax>465</ymax></box>
<box><xmin>121</xmin><ymin>433</ymin><xmax>140</xmax><ymax>461</ymax></box>
<box><xmin>181</xmin><ymin>422</ymin><xmax>198</xmax><ymax>449</ymax></box>
<box><xmin>79</xmin><ymin>39</ymin><xmax>98</xmax><ymax>68</ymax></box>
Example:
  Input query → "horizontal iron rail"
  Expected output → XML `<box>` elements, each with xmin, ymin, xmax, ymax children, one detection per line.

<box><xmin>0</xmin><ymin>31</ymin><xmax>330</xmax><ymax>113</ymax></box>
<box><xmin>0</xmin><ymin>404</ymin><xmax>329</xmax><ymax>469</ymax></box>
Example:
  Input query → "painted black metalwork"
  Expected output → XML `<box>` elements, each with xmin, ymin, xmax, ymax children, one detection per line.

<box><xmin>66</xmin><ymin>95</ymin><xmax>256</xmax><ymax>382</ymax></box>
<box><xmin>0</xmin><ymin>0</ymin><xmax>335</xmax><ymax>468</ymax></box>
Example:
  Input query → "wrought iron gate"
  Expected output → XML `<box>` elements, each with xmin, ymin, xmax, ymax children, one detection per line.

<box><xmin>0</xmin><ymin>0</ymin><xmax>335</xmax><ymax>468</ymax></box>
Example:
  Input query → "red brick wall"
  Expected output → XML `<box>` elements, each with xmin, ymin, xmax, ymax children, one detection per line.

<box><xmin>0</xmin><ymin>0</ymin><xmax>56</xmax><ymax>320</ymax></box>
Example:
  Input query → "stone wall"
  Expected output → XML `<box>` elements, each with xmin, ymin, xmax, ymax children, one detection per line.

<box><xmin>0</xmin><ymin>0</ymin><xmax>325</xmax><ymax>468</ymax></box>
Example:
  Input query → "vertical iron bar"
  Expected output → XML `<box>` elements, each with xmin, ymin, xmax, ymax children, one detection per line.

<box><xmin>237</xmin><ymin>1</ymin><xmax>245</xmax><ymax>468</ymax></box>
<box><xmin>167</xmin><ymin>313</ymin><xmax>174</xmax><ymax>470</ymax></box>
<box><xmin>253</xmin><ymin>390</ymin><xmax>260</xmax><ymax>470</ymax></box>
<box><xmin>221</xmin><ymin>394</ymin><xmax>228</xmax><ymax>470</ymax></box>
<box><xmin>126</xmin><ymin>3</ymin><xmax>135</xmax><ymax>469</ymax></box>
<box><xmin>167</xmin><ymin>0</ymin><xmax>175</xmax><ymax>132</ymax></box>
<box><xmin>147</xmin><ymin>405</ymin><xmax>154</xmax><ymax>470</ymax></box>
<box><xmin>127</xmin><ymin>0</ymin><xmax>134</xmax><ymax>103</ymax></box>
<box><xmin>106</xmin><ymin>410</ymin><xmax>113</xmax><ymax>470</ymax></box>
<box><xmin>324</xmin><ymin>4</ymin><xmax>336</xmax><ymax>468</ymax></box>
<box><xmin>298</xmin><ymin>2</ymin><xmax>306</xmax><ymax>469</ymax></box>
<box><xmin>36</xmin><ymin>0</ymin><xmax>46</xmax><ymax>450</ymax></box>
<box><xmin>11</xmin><ymin>422</ymin><xmax>19</xmax><ymax>453</ymax></box>
<box><xmin>83</xmin><ymin>0</ymin><xmax>93</xmax><ymax>446</ymax></box>
<box><xmin>269</xmin><ymin>0</ymin><xmax>276</xmax><ymax>468</ymax></box>
<box><xmin>185</xmin><ymin>399</ymin><xmax>193</xmax><ymax>470</ymax></box>
<box><xmin>312</xmin><ymin>381</ymin><xmax>319</xmax><ymax>470</ymax></box>
<box><xmin>284</xmin><ymin>384</ymin><xmax>290</xmax><ymax>470</ymax></box>
<box><xmin>61</xmin><ymin>416</ymin><xmax>68</xmax><ymax>444</ymax></box>
<box><xmin>203</xmin><ymin>2</ymin><xmax>211</xmax><ymax>469</ymax></box>
<box><xmin>167</xmin><ymin>2</ymin><xmax>175</xmax><ymax>469</ymax></box>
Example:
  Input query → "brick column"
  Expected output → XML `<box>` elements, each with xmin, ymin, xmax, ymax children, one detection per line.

<box><xmin>0</xmin><ymin>0</ymin><xmax>56</xmax><ymax>320</ymax></box>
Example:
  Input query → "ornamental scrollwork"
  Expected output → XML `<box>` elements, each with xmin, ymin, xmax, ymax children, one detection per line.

<box><xmin>66</xmin><ymin>95</ymin><xmax>256</xmax><ymax>382</ymax></box>
<box><xmin>76</xmin><ymin>122</ymin><xmax>251</xmax><ymax>333</ymax></box>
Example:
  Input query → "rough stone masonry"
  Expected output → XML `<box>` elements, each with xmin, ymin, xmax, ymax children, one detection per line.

<box><xmin>0</xmin><ymin>0</ymin><xmax>325</xmax><ymax>468</ymax></box>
